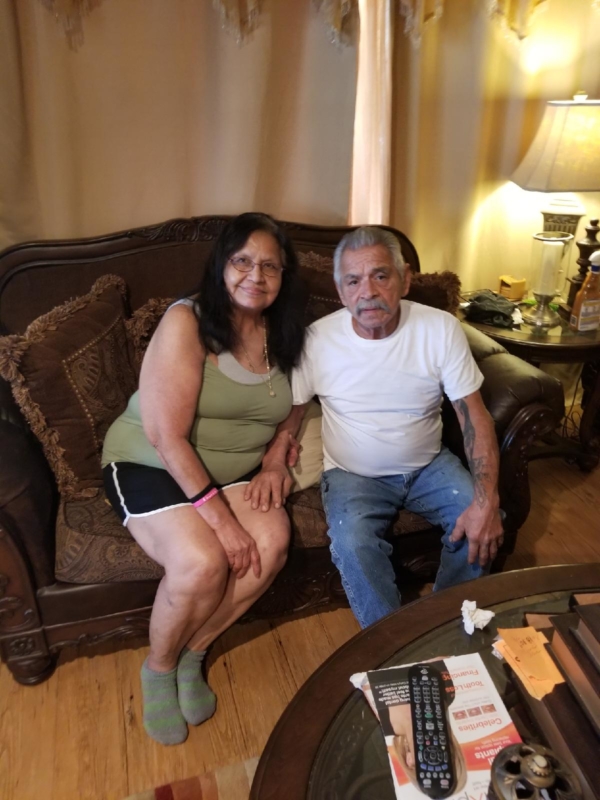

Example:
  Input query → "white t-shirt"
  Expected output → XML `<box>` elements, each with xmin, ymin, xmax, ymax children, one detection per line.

<box><xmin>292</xmin><ymin>301</ymin><xmax>483</xmax><ymax>477</ymax></box>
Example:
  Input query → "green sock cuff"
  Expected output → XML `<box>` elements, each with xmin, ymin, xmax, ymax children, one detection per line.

<box><xmin>142</xmin><ymin>660</ymin><xmax>178</xmax><ymax>678</ymax></box>
<box><xmin>179</xmin><ymin>647</ymin><xmax>207</xmax><ymax>664</ymax></box>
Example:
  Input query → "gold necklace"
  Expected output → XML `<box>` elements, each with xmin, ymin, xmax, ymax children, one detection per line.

<box><xmin>240</xmin><ymin>320</ymin><xmax>276</xmax><ymax>397</ymax></box>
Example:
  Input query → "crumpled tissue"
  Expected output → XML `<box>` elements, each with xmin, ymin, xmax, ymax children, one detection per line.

<box><xmin>461</xmin><ymin>600</ymin><xmax>495</xmax><ymax>635</ymax></box>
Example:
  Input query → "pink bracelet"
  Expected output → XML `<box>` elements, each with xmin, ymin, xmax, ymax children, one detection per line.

<box><xmin>192</xmin><ymin>487</ymin><xmax>219</xmax><ymax>508</ymax></box>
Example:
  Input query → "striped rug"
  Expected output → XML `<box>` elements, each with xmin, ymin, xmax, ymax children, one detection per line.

<box><xmin>124</xmin><ymin>757</ymin><xmax>259</xmax><ymax>800</ymax></box>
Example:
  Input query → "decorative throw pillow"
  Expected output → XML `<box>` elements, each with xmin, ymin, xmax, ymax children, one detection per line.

<box><xmin>406</xmin><ymin>271</ymin><xmax>462</xmax><ymax>315</ymax></box>
<box><xmin>0</xmin><ymin>275</ymin><xmax>137</xmax><ymax>499</ymax></box>
<box><xmin>289</xmin><ymin>400</ymin><xmax>324</xmax><ymax>493</ymax></box>
<box><xmin>297</xmin><ymin>250</ymin><xmax>462</xmax><ymax>319</ymax></box>
<box><xmin>126</xmin><ymin>296</ymin><xmax>175</xmax><ymax>370</ymax></box>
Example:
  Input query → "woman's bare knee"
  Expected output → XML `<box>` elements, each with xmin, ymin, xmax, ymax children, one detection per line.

<box><xmin>253</xmin><ymin>513</ymin><xmax>290</xmax><ymax>576</ymax></box>
<box><xmin>165</xmin><ymin>546</ymin><xmax>228</xmax><ymax>597</ymax></box>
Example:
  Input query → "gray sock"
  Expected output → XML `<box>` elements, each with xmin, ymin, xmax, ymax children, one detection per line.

<box><xmin>140</xmin><ymin>659</ymin><xmax>188</xmax><ymax>745</ymax></box>
<box><xmin>177</xmin><ymin>647</ymin><xmax>217</xmax><ymax>725</ymax></box>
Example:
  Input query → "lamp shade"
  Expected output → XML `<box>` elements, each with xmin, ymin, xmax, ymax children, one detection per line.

<box><xmin>511</xmin><ymin>99</ymin><xmax>600</xmax><ymax>192</ymax></box>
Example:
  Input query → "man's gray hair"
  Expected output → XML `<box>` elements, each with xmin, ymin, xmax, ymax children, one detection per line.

<box><xmin>333</xmin><ymin>226</ymin><xmax>406</xmax><ymax>285</ymax></box>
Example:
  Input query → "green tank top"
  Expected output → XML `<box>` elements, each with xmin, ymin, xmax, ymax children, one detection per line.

<box><xmin>101</xmin><ymin>359</ymin><xmax>292</xmax><ymax>485</ymax></box>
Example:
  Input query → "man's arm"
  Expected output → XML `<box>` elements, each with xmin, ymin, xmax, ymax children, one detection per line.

<box><xmin>449</xmin><ymin>390</ymin><xmax>503</xmax><ymax>566</ymax></box>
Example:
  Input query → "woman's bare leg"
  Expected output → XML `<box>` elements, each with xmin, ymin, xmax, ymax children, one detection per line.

<box><xmin>126</xmin><ymin>506</ymin><xmax>229</xmax><ymax>744</ymax></box>
<box><xmin>127</xmin><ymin>506</ymin><xmax>229</xmax><ymax>671</ymax></box>
<box><xmin>185</xmin><ymin>484</ymin><xmax>290</xmax><ymax>652</ymax></box>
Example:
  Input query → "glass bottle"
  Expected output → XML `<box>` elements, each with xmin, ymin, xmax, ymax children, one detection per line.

<box><xmin>569</xmin><ymin>252</ymin><xmax>600</xmax><ymax>333</ymax></box>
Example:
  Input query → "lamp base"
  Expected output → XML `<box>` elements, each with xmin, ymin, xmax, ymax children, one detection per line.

<box><xmin>541</xmin><ymin>197</ymin><xmax>584</xmax><ymax>239</ymax></box>
<box><xmin>521</xmin><ymin>293</ymin><xmax>560</xmax><ymax>329</ymax></box>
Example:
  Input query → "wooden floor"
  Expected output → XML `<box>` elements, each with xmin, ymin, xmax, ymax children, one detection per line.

<box><xmin>1</xmin><ymin>457</ymin><xmax>600</xmax><ymax>800</ymax></box>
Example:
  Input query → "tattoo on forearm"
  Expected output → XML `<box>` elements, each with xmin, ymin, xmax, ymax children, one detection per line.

<box><xmin>468</xmin><ymin>456</ymin><xmax>492</xmax><ymax>507</ymax></box>
<box><xmin>453</xmin><ymin>399</ymin><xmax>492</xmax><ymax>508</ymax></box>
<box><xmin>454</xmin><ymin>399</ymin><xmax>474</xmax><ymax>455</ymax></box>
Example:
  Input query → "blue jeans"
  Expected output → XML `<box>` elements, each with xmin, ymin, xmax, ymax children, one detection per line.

<box><xmin>321</xmin><ymin>447</ymin><xmax>489</xmax><ymax>628</ymax></box>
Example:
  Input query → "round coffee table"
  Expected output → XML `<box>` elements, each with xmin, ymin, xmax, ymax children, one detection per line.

<box><xmin>250</xmin><ymin>564</ymin><xmax>600</xmax><ymax>800</ymax></box>
<box><xmin>467</xmin><ymin>317</ymin><xmax>600</xmax><ymax>469</ymax></box>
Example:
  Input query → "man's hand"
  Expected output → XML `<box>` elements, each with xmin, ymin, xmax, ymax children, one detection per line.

<box><xmin>244</xmin><ymin>462</ymin><xmax>293</xmax><ymax>512</ymax></box>
<box><xmin>211</xmin><ymin>518</ymin><xmax>261</xmax><ymax>579</ymax></box>
<box><xmin>449</xmin><ymin>501</ymin><xmax>504</xmax><ymax>566</ymax></box>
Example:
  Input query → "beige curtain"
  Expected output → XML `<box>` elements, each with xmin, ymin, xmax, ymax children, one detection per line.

<box><xmin>389</xmin><ymin>0</ymin><xmax>600</xmax><ymax>292</ymax></box>
<box><xmin>349</xmin><ymin>0</ymin><xmax>393</xmax><ymax>225</ymax></box>
<box><xmin>0</xmin><ymin>0</ymin><xmax>357</xmax><ymax>248</ymax></box>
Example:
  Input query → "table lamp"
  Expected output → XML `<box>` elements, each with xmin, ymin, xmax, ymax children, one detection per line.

<box><xmin>511</xmin><ymin>95</ymin><xmax>600</xmax><ymax>315</ymax></box>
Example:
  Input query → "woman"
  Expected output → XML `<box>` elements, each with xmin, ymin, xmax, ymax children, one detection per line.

<box><xmin>102</xmin><ymin>213</ymin><xmax>305</xmax><ymax>745</ymax></box>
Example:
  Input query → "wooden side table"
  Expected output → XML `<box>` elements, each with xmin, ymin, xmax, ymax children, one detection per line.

<box><xmin>465</xmin><ymin>317</ymin><xmax>600</xmax><ymax>470</ymax></box>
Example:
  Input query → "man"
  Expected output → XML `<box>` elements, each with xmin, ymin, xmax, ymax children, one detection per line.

<box><xmin>250</xmin><ymin>226</ymin><xmax>504</xmax><ymax>628</ymax></box>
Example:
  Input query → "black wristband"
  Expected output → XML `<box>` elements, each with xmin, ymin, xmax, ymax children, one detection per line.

<box><xmin>188</xmin><ymin>482</ymin><xmax>217</xmax><ymax>504</ymax></box>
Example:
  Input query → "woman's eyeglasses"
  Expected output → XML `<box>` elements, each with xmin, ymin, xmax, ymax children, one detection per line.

<box><xmin>229</xmin><ymin>256</ymin><xmax>283</xmax><ymax>277</ymax></box>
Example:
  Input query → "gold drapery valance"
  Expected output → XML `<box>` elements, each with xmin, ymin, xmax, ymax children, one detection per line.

<box><xmin>212</xmin><ymin>0</ymin><xmax>262</xmax><ymax>43</ymax></box>
<box><xmin>398</xmin><ymin>0</ymin><xmax>443</xmax><ymax>45</ymax></box>
<box><xmin>313</xmin><ymin>0</ymin><xmax>355</xmax><ymax>44</ymax></box>
<box><xmin>314</xmin><ymin>0</ymin><xmax>551</xmax><ymax>45</ymax></box>
<box><xmin>39</xmin><ymin>0</ymin><xmax>104</xmax><ymax>49</ymax></box>
<box><xmin>39</xmin><ymin>0</ymin><xmax>566</xmax><ymax>49</ymax></box>
<box><xmin>487</xmin><ymin>0</ymin><xmax>548</xmax><ymax>40</ymax></box>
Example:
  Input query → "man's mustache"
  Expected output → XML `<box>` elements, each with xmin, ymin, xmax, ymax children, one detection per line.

<box><xmin>356</xmin><ymin>299</ymin><xmax>392</xmax><ymax>314</ymax></box>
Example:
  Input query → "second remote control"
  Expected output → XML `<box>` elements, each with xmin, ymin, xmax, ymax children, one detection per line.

<box><xmin>408</xmin><ymin>664</ymin><xmax>456</xmax><ymax>799</ymax></box>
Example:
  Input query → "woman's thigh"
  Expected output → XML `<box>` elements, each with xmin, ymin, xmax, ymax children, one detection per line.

<box><xmin>220</xmin><ymin>485</ymin><xmax>290</xmax><ymax>554</ymax></box>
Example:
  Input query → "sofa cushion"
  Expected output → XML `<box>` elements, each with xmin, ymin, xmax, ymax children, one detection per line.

<box><xmin>55</xmin><ymin>491</ymin><xmax>164</xmax><ymax>582</ymax></box>
<box><xmin>289</xmin><ymin>400</ymin><xmax>323</xmax><ymax>492</ymax></box>
<box><xmin>0</xmin><ymin>275</ymin><xmax>138</xmax><ymax>500</ymax></box>
<box><xmin>55</xmin><ymin>484</ymin><xmax>433</xmax><ymax>582</ymax></box>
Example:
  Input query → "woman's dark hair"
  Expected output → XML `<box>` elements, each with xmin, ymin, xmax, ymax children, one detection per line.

<box><xmin>193</xmin><ymin>212</ymin><xmax>306</xmax><ymax>373</ymax></box>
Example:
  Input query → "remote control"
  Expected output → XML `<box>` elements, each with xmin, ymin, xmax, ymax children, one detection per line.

<box><xmin>408</xmin><ymin>664</ymin><xmax>456</xmax><ymax>799</ymax></box>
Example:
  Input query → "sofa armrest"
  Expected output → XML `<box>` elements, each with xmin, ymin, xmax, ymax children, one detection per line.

<box><xmin>461</xmin><ymin>323</ymin><xmax>565</xmax><ymax>433</ymax></box>
<box><xmin>0</xmin><ymin>378</ymin><xmax>57</xmax><ymax>589</ymax></box>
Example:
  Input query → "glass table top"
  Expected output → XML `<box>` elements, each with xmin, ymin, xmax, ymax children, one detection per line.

<box><xmin>460</xmin><ymin>300</ymin><xmax>600</xmax><ymax>351</ymax></box>
<box><xmin>307</xmin><ymin>590</ymin><xmax>573</xmax><ymax>800</ymax></box>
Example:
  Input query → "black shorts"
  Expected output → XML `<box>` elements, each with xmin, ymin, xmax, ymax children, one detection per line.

<box><xmin>103</xmin><ymin>462</ymin><xmax>261</xmax><ymax>525</ymax></box>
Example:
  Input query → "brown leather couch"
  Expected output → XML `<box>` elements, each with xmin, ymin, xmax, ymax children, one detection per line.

<box><xmin>0</xmin><ymin>216</ymin><xmax>564</xmax><ymax>685</ymax></box>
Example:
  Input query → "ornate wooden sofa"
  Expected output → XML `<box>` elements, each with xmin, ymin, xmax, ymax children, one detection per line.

<box><xmin>0</xmin><ymin>216</ymin><xmax>564</xmax><ymax>684</ymax></box>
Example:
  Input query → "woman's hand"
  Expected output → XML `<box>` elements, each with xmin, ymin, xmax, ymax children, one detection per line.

<box><xmin>211</xmin><ymin>516</ymin><xmax>261</xmax><ymax>579</ymax></box>
<box><xmin>244</xmin><ymin>462</ymin><xmax>293</xmax><ymax>512</ymax></box>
